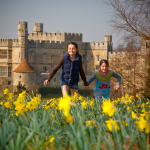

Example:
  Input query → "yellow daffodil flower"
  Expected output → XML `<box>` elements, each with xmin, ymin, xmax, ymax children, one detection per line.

<box><xmin>105</xmin><ymin>119</ymin><xmax>120</xmax><ymax>132</ymax></box>
<box><xmin>102</xmin><ymin>100</ymin><xmax>116</xmax><ymax>117</ymax></box>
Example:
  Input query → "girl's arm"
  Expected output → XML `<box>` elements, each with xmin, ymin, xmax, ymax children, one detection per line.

<box><xmin>88</xmin><ymin>73</ymin><xmax>96</xmax><ymax>85</ymax></box>
<box><xmin>47</xmin><ymin>58</ymin><xmax>63</xmax><ymax>82</ymax></box>
<box><xmin>112</xmin><ymin>72</ymin><xmax>121</xmax><ymax>89</ymax></box>
<box><xmin>79</xmin><ymin>60</ymin><xmax>88</xmax><ymax>86</ymax></box>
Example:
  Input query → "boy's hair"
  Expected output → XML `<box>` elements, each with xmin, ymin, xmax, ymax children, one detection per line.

<box><xmin>67</xmin><ymin>42</ymin><xmax>82</xmax><ymax>57</ymax></box>
<box><xmin>99</xmin><ymin>59</ymin><xmax>109</xmax><ymax>67</ymax></box>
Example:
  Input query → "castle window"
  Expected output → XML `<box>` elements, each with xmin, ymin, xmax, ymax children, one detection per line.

<box><xmin>19</xmin><ymin>75</ymin><xmax>22</xmax><ymax>78</ymax></box>
<box><xmin>91</xmin><ymin>55</ymin><xmax>93</xmax><ymax>60</ymax></box>
<box><xmin>8</xmin><ymin>67</ymin><xmax>12</xmax><ymax>77</ymax></box>
<box><xmin>0</xmin><ymin>50</ymin><xmax>7</xmax><ymax>59</ymax></box>
<box><xmin>8</xmin><ymin>50</ymin><xmax>12</xmax><ymax>59</ymax></box>
<box><xmin>51</xmin><ymin>55</ymin><xmax>54</xmax><ymax>61</ymax></box>
<box><xmin>0</xmin><ymin>66</ymin><xmax>7</xmax><ymax>77</ymax></box>
<box><xmin>43</xmin><ymin>53</ymin><xmax>46</xmax><ymax>61</ymax></box>
<box><xmin>96</xmin><ymin>55</ymin><xmax>99</xmax><ymax>61</ymax></box>
<box><xmin>8</xmin><ymin>81</ymin><xmax>11</xmax><ymax>85</ymax></box>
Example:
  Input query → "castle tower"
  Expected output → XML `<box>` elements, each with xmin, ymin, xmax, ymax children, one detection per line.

<box><xmin>34</xmin><ymin>23</ymin><xmax>43</xmax><ymax>33</ymax></box>
<box><xmin>104</xmin><ymin>35</ymin><xmax>112</xmax><ymax>43</ymax></box>
<box><xmin>17</xmin><ymin>21</ymin><xmax>28</xmax><ymax>62</ymax></box>
<box><xmin>13</xmin><ymin>59</ymin><xmax>36</xmax><ymax>91</ymax></box>
<box><xmin>104</xmin><ymin>35</ymin><xmax>113</xmax><ymax>60</ymax></box>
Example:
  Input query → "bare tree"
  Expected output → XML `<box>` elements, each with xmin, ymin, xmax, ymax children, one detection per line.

<box><xmin>105</xmin><ymin>0</ymin><xmax>150</xmax><ymax>99</ymax></box>
<box><xmin>105</xmin><ymin>0</ymin><xmax>150</xmax><ymax>45</ymax></box>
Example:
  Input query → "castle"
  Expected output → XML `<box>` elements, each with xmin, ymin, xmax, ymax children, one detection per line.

<box><xmin>0</xmin><ymin>21</ymin><xmax>112</xmax><ymax>95</ymax></box>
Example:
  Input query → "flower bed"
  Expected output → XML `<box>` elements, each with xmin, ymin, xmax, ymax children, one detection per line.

<box><xmin>0</xmin><ymin>89</ymin><xmax>150</xmax><ymax>150</ymax></box>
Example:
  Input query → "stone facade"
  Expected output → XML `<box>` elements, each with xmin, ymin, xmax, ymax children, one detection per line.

<box><xmin>0</xmin><ymin>21</ymin><xmax>112</xmax><ymax>95</ymax></box>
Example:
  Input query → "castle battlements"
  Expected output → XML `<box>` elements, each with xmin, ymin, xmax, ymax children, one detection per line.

<box><xmin>18</xmin><ymin>21</ymin><xmax>27</xmax><ymax>30</ymax></box>
<box><xmin>28</xmin><ymin>32</ymin><xmax>66</xmax><ymax>41</ymax></box>
<box><xmin>108</xmin><ymin>51</ymin><xmax>126</xmax><ymax>58</ymax></box>
<box><xmin>28</xmin><ymin>31</ymin><xmax>82</xmax><ymax>42</ymax></box>
<box><xmin>81</xmin><ymin>41</ymin><xmax>112</xmax><ymax>50</ymax></box>
<box><xmin>12</xmin><ymin>39</ymin><xmax>19</xmax><ymax>47</ymax></box>
<box><xmin>27</xmin><ymin>40</ymin><xmax>65</xmax><ymax>48</ymax></box>
<box><xmin>0</xmin><ymin>39</ymin><xmax>12</xmax><ymax>47</ymax></box>
<box><xmin>64</xmin><ymin>33</ymin><xmax>82</xmax><ymax>41</ymax></box>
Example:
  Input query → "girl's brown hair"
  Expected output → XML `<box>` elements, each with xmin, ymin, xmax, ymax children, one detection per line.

<box><xmin>99</xmin><ymin>59</ymin><xmax>109</xmax><ymax>67</ymax></box>
<box><xmin>67</xmin><ymin>42</ymin><xmax>82</xmax><ymax>58</ymax></box>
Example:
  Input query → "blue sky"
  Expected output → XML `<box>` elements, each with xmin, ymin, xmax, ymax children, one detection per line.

<box><xmin>0</xmin><ymin>0</ymin><xmax>121</xmax><ymax>48</ymax></box>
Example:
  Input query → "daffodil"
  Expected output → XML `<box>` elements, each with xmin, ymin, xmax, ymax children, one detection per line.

<box><xmin>131</xmin><ymin>111</ymin><xmax>138</xmax><ymax>120</ymax></box>
<box><xmin>140</xmin><ymin>109</ymin><xmax>149</xmax><ymax>120</ymax></box>
<box><xmin>66</xmin><ymin>114</ymin><xmax>73</xmax><ymax>124</ymax></box>
<box><xmin>102</xmin><ymin>100</ymin><xmax>116</xmax><ymax>117</ymax></box>
<box><xmin>4</xmin><ymin>101</ymin><xmax>12</xmax><ymax>109</ymax></box>
<box><xmin>122</xmin><ymin>121</ymin><xmax>128</xmax><ymax>127</ymax></box>
<box><xmin>85</xmin><ymin>120</ymin><xmax>96</xmax><ymax>128</ymax></box>
<box><xmin>81</xmin><ymin>100</ymin><xmax>88</xmax><ymax>109</ymax></box>
<box><xmin>58</xmin><ymin>94</ymin><xmax>71</xmax><ymax>117</ymax></box>
<box><xmin>136</xmin><ymin>93</ymin><xmax>140</xmax><ymax>98</ymax></box>
<box><xmin>44</xmin><ymin>136</ymin><xmax>55</xmax><ymax>146</ymax></box>
<box><xmin>15</xmin><ymin>104</ymin><xmax>27</xmax><ymax>115</ymax></box>
<box><xmin>8</xmin><ymin>92</ymin><xmax>14</xmax><ymax>101</ymax></box>
<box><xmin>136</xmin><ymin>117</ymin><xmax>149</xmax><ymax>133</ymax></box>
<box><xmin>89</xmin><ymin>101</ymin><xmax>94</xmax><ymax>107</ymax></box>
<box><xmin>105</xmin><ymin>119</ymin><xmax>120</xmax><ymax>132</ymax></box>
<box><xmin>0</xmin><ymin>102</ymin><xmax>4</xmax><ymax>105</ymax></box>
<box><xmin>3</xmin><ymin>88</ymin><xmax>9</xmax><ymax>95</ymax></box>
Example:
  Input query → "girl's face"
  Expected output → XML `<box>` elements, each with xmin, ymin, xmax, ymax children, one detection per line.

<box><xmin>68</xmin><ymin>44</ymin><xmax>77</xmax><ymax>57</ymax></box>
<box><xmin>99</xmin><ymin>62</ymin><xmax>108</xmax><ymax>73</ymax></box>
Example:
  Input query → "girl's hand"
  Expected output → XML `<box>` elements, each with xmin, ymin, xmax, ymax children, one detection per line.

<box><xmin>115</xmin><ymin>86</ymin><xmax>121</xmax><ymax>90</ymax></box>
<box><xmin>85</xmin><ymin>86</ymin><xmax>89</xmax><ymax>89</ymax></box>
<box><xmin>44</xmin><ymin>80</ymin><xmax>49</xmax><ymax>85</ymax></box>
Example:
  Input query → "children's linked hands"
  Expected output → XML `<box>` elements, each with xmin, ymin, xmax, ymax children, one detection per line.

<box><xmin>85</xmin><ymin>86</ymin><xmax>89</xmax><ymax>89</ymax></box>
<box><xmin>115</xmin><ymin>86</ymin><xmax>121</xmax><ymax>90</ymax></box>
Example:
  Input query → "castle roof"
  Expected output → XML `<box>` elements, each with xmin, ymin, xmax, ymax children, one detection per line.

<box><xmin>13</xmin><ymin>59</ymin><xmax>35</xmax><ymax>73</ymax></box>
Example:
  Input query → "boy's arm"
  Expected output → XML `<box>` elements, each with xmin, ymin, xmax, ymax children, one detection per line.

<box><xmin>88</xmin><ymin>73</ymin><xmax>96</xmax><ymax>85</ymax></box>
<box><xmin>112</xmin><ymin>72</ymin><xmax>121</xmax><ymax>88</ymax></box>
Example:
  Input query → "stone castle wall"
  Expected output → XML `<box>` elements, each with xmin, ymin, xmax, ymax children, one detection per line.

<box><xmin>0</xmin><ymin>21</ymin><xmax>112</xmax><ymax>94</ymax></box>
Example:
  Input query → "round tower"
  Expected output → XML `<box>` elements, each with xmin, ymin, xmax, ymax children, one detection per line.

<box><xmin>34</xmin><ymin>23</ymin><xmax>43</xmax><ymax>33</ymax></box>
<box><xmin>13</xmin><ymin>59</ymin><xmax>36</xmax><ymax>92</ymax></box>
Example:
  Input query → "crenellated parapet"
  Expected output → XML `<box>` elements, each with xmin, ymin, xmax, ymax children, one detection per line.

<box><xmin>81</xmin><ymin>41</ymin><xmax>112</xmax><ymax>50</ymax></box>
<box><xmin>12</xmin><ymin>39</ymin><xmax>19</xmax><ymax>47</ymax></box>
<box><xmin>18</xmin><ymin>21</ymin><xmax>27</xmax><ymax>30</ymax></box>
<box><xmin>34</xmin><ymin>23</ymin><xmax>43</xmax><ymax>33</ymax></box>
<box><xmin>27</xmin><ymin>40</ymin><xmax>65</xmax><ymax>49</ymax></box>
<box><xmin>64</xmin><ymin>33</ymin><xmax>82</xmax><ymax>41</ymax></box>
<box><xmin>28</xmin><ymin>31</ymin><xmax>66</xmax><ymax>41</ymax></box>
<box><xmin>108</xmin><ymin>51</ymin><xmax>126</xmax><ymax>59</ymax></box>
<box><xmin>0</xmin><ymin>39</ymin><xmax>12</xmax><ymax>47</ymax></box>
